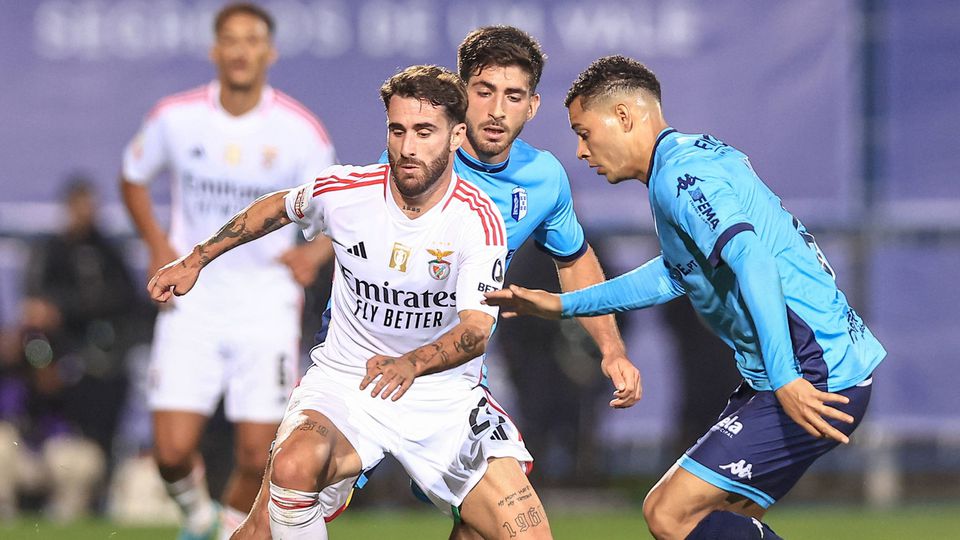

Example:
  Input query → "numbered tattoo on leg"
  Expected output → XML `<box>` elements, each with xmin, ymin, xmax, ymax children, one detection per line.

<box><xmin>501</xmin><ymin>506</ymin><xmax>544</xmax><ymax>537</ymax></box>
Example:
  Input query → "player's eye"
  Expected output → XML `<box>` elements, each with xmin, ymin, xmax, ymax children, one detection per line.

<box><xmin>507</xmin><ymin>95</ymin><xmax>522</xmax><ymax>103</ymax></box>
<box><xmin>417</xmin><ymin>130</ymin><xmax>432</xmax><ymax>138</ymax></box>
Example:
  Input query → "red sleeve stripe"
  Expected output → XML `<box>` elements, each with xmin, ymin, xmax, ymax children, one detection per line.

<box><xmin>312</xmin><ymin>167</ymin><xmax>388</xmax><ymax>195</ymax></box>
<box><xmin>314</xmin><ymin>178</ymin><xmax>385</xmax><ymax>197</ymax></box>
<box><xmin>274</xmin><ymin>91</ymin><xmax>332</xmax><ymax>146</ymax></box>
<box><xmin>451</xmin><ymin>180</ymin><xmax>505</xmax><ymax>246</ymax></box>
<box><xmin>452</xmin><ymin>186</ymin><xmax>504</xmax><ymax>246</ymax></box>
<box><xmin>147</xmin><ymin>87</ymin><xmax>207</xmax><ymax>119</ymax></box>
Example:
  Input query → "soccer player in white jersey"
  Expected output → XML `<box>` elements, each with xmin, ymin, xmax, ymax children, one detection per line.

<box><xmin>119</xmin><ymin>4</ymin><xmax>336</xmax><ymax>539</ymax></box>
<box><xmin>148</xmin><ymin>65</ymin><xmax>552</xmax><ymax>540</ymax></box>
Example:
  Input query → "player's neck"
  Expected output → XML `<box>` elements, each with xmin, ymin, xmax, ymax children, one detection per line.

<box><xmin>390</xmin><ymin>170</ymin><xmax>454</xmax><ymax>219</ymax></box>
<box><xmin>461</xmin><ymin>138</ymin><xmax>509</xmax><ymax>165</ymax></box>
<box><xmin>218</xmin><ymin>83</ymin><xmax>264</xmax><ymax>117</ymax></box>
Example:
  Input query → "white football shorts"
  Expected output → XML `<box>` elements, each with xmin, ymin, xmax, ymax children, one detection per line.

<box><xmin>147</xmin><ymin>307</ymin><xmax>300</xmax><ymax>423</ymax></box>
<box><xmin>283</xmin><ymin>362</ymin><xmax>533</xmax><ymax>518</ymax></box>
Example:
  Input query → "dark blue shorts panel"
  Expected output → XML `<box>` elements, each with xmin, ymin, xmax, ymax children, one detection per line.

<box><xmin>680</xmin><ymin>379</ymin><xmax>872</xmax><ymax>507</ymax></box>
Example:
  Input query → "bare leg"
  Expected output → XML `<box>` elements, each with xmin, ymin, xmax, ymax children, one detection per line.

<box><xmin>642</xmin><ymin>463</ymin><xmax>766</xmax><ymax>540</ymax></box>
<box><xmin>458</xmin><ymin>457</ymin><xmax>552</xmax><ymax>540</ymax></box>
<box><xmin>153</xmin><ymin>410</ymin><xmax>218</xmax><ymax>535</ymax></box>
<box><xmin>229</xmin><ymin>458</ymin><xmax>273</xmax><ymax>540</ymax></box>
<box><xmin>219</xmin><ymin>422</ymin><xmax>278</xmax><ymax>538</ymax></box>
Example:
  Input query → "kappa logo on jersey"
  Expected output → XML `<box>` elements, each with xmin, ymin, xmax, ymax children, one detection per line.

<box><xmin>712</xmin><ymin>414</ymin><xmax>744</xmax><ymax>438</ymax></box>
<box><xmin>687</xmin><ymin>187</ymin><xmax>720</xmax><ymax>230</ymax></box>
<box><xmin>511</xmin><ymin>187</ymin><xmax>528</xmax><ymax>221</ymax></box>
<box><xmin>347</xmin><ymin>242</ymin><xmax>368</xmax><ymax>259</ymax></box>
<box><xmin>676</xmin><ymin>173</ymin><xmax>701</xmax><ymax>196</ymax></box>
<box><xmin>389</xmin><ymin>242</ymin><xmax>411</xmax><ymax>272</ymax></box>
<box><xmin>426</xmin><ymin>248</ymin><xmax>453</xmax><ymax>280</ymax></box>
<box><xmin>190</xmin><ymin>145</ymin><xmax>205</xmax><ymax>159</ymax></box>
<box><xmin>719</xmin><ymin>459</ymin><xmax>754</xmax><ymax>480</ymax></box>
<box><xmin>491</xmin><ymin>258</ymin><xmax>504</xmax><ymax>283</ymax></box>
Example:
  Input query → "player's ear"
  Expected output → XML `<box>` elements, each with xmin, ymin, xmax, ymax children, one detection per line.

<box><xmin>527</xmin><ymin>93</ymin><xmax>541</xmax><ymax>122</ymax></box>
<box><xmin>449</xmin><ymin>122</ymin><xmax>467</xmax><ymax>151</ymax></box>
<box><xmin>615</xmin><ymin>102</ymin><xmax>633</xmax><ymax>132</ymax></box>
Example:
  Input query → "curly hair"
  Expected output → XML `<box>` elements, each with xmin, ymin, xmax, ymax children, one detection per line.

<box><xmin>380</xmin><ymin>65</ymin><xmax>468</xmax><ymax>126</ymax></box>
<box><xmin>457</xmin><ymin>26</ymin><xmax>546</xmax><ymax>92</ymax></box>
<box><xmin>565</xmin><ymin>55</ymin><xmax>661</xmax><ymax>108</ymax></box>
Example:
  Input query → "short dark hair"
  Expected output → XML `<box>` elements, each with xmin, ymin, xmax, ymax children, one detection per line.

<box><xmin>565</xmin><ymin>55</ymin><xmax>661</xmax><ymax>108</ymax></box>
<box><xmin>457</xmin><ymin>26</ymin><xmax>546</xmax><ymax>93</ymax></box>
<box><xmin>380</xmin><ymin>65</ymin><xmax>468</xmax><ymax>126</ymax></box>
<box><xmin>214</xmin><ymin>2</ymin><xmax>275</xmax><ymax>37</ymax></box>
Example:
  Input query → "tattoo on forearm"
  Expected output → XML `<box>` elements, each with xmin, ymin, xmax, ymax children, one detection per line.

<box><xmin>454</xmin><ymin>329</ymin><xmax>482</xmax><ymax>354</ymax></box>
<box><xmin>198</xmin><ymin>196</ymin><xmax>288</xmax><ymax>265</ymax></box>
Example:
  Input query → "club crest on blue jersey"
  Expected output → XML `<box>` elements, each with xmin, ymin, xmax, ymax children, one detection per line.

<box><xmin>511</xmin><ymin>187</ymin><xmax>527</xmax><ymax>221</ymax></box>
<box><xmin>426</xmin><ymin>248</ymin><xmax>453</xmax><ymax>280</ymax></box>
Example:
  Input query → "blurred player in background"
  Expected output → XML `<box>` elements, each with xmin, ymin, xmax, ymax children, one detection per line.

<box><xmin>120</xmin><ymin>3</ymin><xmax>336</xmax><ymax>538</ymax></box>
<box><xmin>486</xmin><ymin>55</ymin><xmax>886</xmax><ymax>540</ymax></box>
<box><xmin>150</xmin><ymin>64</ymin><xmax>552</xmax><ymax>540</ymax></box>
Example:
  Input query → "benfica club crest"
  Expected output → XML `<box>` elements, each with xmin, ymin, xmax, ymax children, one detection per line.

<box><xmin>426</xmin><ymin>248</ymin><xmax>454</xmax><ymax>280</ymax></box>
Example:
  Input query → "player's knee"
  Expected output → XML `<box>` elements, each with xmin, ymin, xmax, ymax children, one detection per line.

<box><xmin>269</xmin><ymin>439</ymin><xmax>329</xmax><ymax>490</ymax></box>
<box><xmin>642</xmin><ymin>491</ymin><xmax>684</xmax><ymax>540</ymax></box>
<box><xmin>234</xmin><ymin>441</ymin><xmax>270</xmax><ymax>479</ymax></box>
<box><xmin>151</xmin><ymin>440</ymin><xmax>195</xmax><ymax>480</ymax></box>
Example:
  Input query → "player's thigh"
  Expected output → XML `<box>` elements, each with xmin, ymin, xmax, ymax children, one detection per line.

<box><xmin>645</xmin><ymin>463</ymin><xmax>763</xmax><ymax>525</ymax></box>
<box><xmin>459</xmin><ymin>457</ymin><xmax>551</xmax><ymax>540</ymax></box>
<box><xmin>270</xmin><ymin>408</ymin><xmax>362</xmax><ymax>489</ymax></box>
<box><xmin>233</xmin><ymin>421</ymin><xmax>279</xmax><ymax>472</ymax></box>
<box><xmin>151</xmin><ymin>410</ymin><xmax>207</xmax><ymax>465</ymax></box>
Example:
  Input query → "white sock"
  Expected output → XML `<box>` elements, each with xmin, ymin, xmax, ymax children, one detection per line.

<box><xmin>218</xmin><ymin>505</ymin><xmax>247</xmax><ymax>540</ymax></box>
<box><xmin>267</xmin><ymin>482</ymin><xmax>327</xmax><ymax>540</ymax></box>
<box><xmin>165</xmin><ymin>464</ymin><xmax>217</xmax><ymax>534</ymax></box>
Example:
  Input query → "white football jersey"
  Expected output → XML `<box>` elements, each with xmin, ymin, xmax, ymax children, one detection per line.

<box><xmin>122</xmin><ymin>81</ymin><xmax>336</xmax><ymax>322</ymax></box>
<box><xmin>285</xmin><ymin>164</ymin><xmax>508</xmax><ymax>391</ymax></box>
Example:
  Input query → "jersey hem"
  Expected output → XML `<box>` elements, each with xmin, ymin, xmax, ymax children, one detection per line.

<box><xmin>537</xmin><ymin>239</ymin><xmax>588</xmax><ymax>262</ymax></box>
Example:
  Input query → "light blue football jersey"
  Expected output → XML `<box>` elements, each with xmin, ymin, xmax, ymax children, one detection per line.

<box><xmin>648</xmin><ymin>128</ymin><xmax>885</xmax><ymax>392</ymax></box>
<box><xmin>379</xmin><ymin>139</ymin><xmax>587</xmax><ymax>264</ymax></box>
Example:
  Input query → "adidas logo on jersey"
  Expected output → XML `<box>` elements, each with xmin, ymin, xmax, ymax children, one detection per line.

<box><xmin>347</xmin><ymin>242</ymin><xmax>367</xmax><ymax>259</ymax></box>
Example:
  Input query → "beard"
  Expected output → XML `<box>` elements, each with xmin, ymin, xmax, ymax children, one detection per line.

<box><xmin>465</xmin><ymin>119</ymin><xmax>524</xmax><ymax>159</ymax></box>
<box><xmin>389</xmin><ymin>150</ymin><xmax>451</xmax><ymax>198</ymax></box>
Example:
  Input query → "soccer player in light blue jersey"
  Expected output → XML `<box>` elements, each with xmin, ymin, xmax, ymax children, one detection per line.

<box><xmin>486</xmin><ymin>56</ymin><xmax>886</xmax><ymax>540</ymax></box>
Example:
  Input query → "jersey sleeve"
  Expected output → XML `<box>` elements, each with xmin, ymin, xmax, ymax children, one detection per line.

<box><xmin>659</xmin><ymin>164</ymin><xmax>754</xmax><ymax>267</ymax></box>
<box><xmin>532</xmin><ymin>161</ymin><xmax>588</xmax><ymax>261</ymax></box>
<box><xmin>121</xmin><ymin>109</ymin><xmax>169</xmax><ymax>184</ymax></box>
<box><xmin>284</xmin><ymin>165</ymin><xmax>341</xmax><ymax>241</ymax></box>
<box><xmin>456</xmin><ymin>215</ymin><xmax>508</xmax><ymax>320</ymax></box>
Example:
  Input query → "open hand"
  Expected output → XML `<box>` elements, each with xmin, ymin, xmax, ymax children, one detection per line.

<box><xmin>483</xmin><ymin>284</ymin><xmax>562</xmax><ymax>319</ymax></box>
<box><xmin>360</xmin><ymin>354</ymin><xmax>417</xmax><ymax>401</ymax></box>
<box><xmin>775</xmin><ymin>377</ymin><xmax>854</xmax><ymax>444</ymax></box>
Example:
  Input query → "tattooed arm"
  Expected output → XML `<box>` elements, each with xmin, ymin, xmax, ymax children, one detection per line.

<box><xmin>360</xmin><ymin>309</ymin><xmax>495</xmax><ymax>401</ymax></box>
<box><xmin>146</xmin><ymin>190</ymin><xmax>291</xmax><ymax>302</ymax></box>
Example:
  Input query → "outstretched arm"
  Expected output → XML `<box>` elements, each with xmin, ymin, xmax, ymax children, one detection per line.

<box><xmin>555</xmin><ymin>244</ymin><xmax>641</xmax><ymax>408</ymax></box>
<box><xmin>484</xmin><ymin>255</ymin><xmax>684</xmax><ymax>319</ymax></box>
<box><xmin>720</xmin><ymin>231</ymin><xmax>854</xmax><ymax>443</ymax></box>
<box><xmin>147</xmin><ymin>190</ymin><xmax>291</xmax><ymax>302</ymax></box>
<box><xmin>360</xmin><ymin>309</ymin><xmax>494</xmax><ymax>401</ymax></box>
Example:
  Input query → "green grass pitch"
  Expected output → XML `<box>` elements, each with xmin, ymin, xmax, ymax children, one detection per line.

<box><xmin>7</xmin><ymin>504</ymin><xmax>959</xmax><ymax>539</ymax></box>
